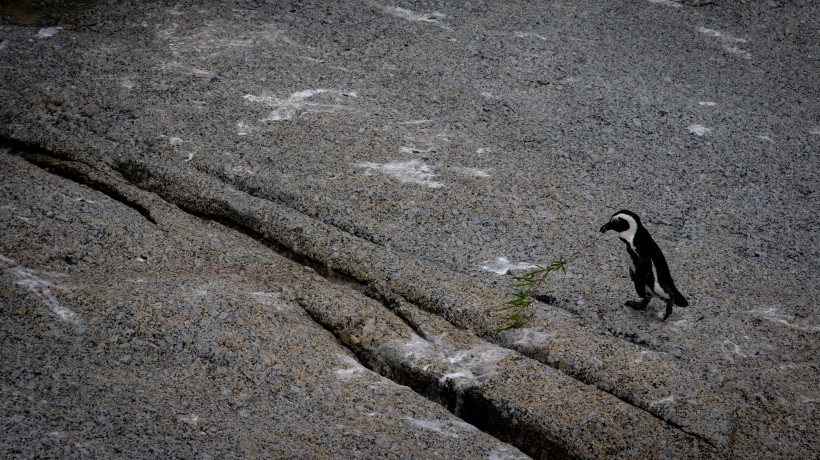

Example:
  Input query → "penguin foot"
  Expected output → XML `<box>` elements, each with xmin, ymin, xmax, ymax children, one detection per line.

<box><xmin>663</xmin><ymin>299</ymin><xmax>674</xmax><ymax>321</ymax></box>
<box><xmin>625</xmin><ymin>298</ymin><xmax>649</xmax><ymax>310</ymax></box>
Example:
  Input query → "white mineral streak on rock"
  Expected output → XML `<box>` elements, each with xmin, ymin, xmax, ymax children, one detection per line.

<box><xmin>403</xmin><ymin>417</ymin><xmax>476</xmax><ymax>438</ymax></box>
<box><xmin>4</xmin><ymin>254</ymin><xmax>78</xmax><ymax>324</ymax></box>
<box><xmin>354</xmin><ymin>159</ymin><xmax>444</xmax><ymax>188</ymax></box>
<box><xmin>687</xmin><ymin>124</ymin><xmax>712</xmax><ymax>136</ymax></box>
<box><xmin>377</xmin><ymin>4</ymin><xmax>450</xmax><ymax>29</ymax></box>
<box><xmin>334</xmin><ymin>354</ymin><xmax>368</xmax><ymax>379</ymax></box>
<box><xmin>698</xmin><ymin>27</ymin><xmax>751</xmax><ymax>59</ymax></box>
<box><xmin>481</xmin><ymin>257</ymin><xmax>536</xmax><ymax>274</ymax></box>
<box><xmin>36</xmin><ymin>27</ymin><xmax>62</xmax><ymax>38</ymax></box>
<box><xmin>452</xmin><ymin>166</ymin><xmax>491</xmax><ymax>178</ymax></box>
<box><xmin>243</xmin><ymin>89</ymin><xmax>355</xmax><ymax>121</ymax></box>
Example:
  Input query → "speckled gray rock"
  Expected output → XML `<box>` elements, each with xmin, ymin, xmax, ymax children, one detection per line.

<box><xmin>1</xmin><ymin>0</ymin><xmax>818</xmax><ymax>458</ymax></box>
<box><xmin>0</xmin><ymin>153</ymin><xmax>526</xmax><ymax>459</ymax></box>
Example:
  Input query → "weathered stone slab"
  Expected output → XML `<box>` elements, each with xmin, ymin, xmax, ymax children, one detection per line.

<box><xmin>0</xmin><ymin>153</ymin><xmax>526</xmax><ymax>459</ymax></box>
<box><xmin>1</xmin><ymin>0</ymin><xmax>817</xmax><ymax>457</ymax></box>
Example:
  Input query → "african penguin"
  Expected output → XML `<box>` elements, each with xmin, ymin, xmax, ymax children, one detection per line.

<box><xmin>600</xmin><ymin>210</ymin><xmax>688</xmax><ymax>320</ymax></box>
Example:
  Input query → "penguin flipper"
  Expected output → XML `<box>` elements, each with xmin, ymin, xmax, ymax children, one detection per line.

<box><xmin>632</xmin><ymin>258</ymin><xmax>652</xmax><ymax>298</ymax></box>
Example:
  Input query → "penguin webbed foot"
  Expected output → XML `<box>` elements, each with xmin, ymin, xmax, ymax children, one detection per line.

<box><xmin>625</xmin><ymin>298</ymin><xmax>649</xmax><ymax>310</ymax></box>
<box><xmin>662</xmin><ymin>299</ymin><xmax>674</xmax><ymax>321</ymax></box>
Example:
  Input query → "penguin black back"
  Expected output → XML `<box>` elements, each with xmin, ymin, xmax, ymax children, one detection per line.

<box><xmin>601</xmin><ymin>210</ymin><xmax>687</xmax><ymax>320</ymax></box>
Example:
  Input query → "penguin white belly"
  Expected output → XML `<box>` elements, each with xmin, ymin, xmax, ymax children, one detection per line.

<box><xmin>650</xmin><ymin>263</ymin><xmax>670</xmax><ymax>299</ymax></box>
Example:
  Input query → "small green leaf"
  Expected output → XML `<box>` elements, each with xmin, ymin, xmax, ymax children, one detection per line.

<box><xmin>496</xmin><ymin>233</ymin><xmax>603</xmax><ymax>331</ymax></box>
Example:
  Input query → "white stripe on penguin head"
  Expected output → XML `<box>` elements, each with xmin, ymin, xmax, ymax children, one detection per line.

<box><xmin>613</xmin><ymin>212</ymin><xmax>639</xmax><ymax>247</ymax></box>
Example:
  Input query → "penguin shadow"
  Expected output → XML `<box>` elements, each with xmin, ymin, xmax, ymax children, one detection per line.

<box><xmin>534</xmin><ymin>294</ymin><xmax>557</xmax><ymax>305</ymax></box>
<box><xmin>533</xmin><ymin>294</ymin><xmax>580</xmax><ymax>316</ymax></box>
<box><xmin>533</xmin><ymin>291</ymin><xmax>676</xmax><ymax>350</ymax></box>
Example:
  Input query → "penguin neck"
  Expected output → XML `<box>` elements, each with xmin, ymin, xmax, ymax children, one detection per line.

<box><xmin>617</xmin><ymin>226</ymin><xmax>638</xmax><ymax>250</ymax></box>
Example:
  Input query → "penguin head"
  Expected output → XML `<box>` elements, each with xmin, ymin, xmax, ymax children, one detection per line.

<box><xmin>600</xmin><ymin>210</ymin><xmax>642</xmax><ymax>238</ymax></box>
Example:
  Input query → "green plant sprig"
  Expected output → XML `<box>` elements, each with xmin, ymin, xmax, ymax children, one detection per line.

<box><xmin>496</xmin><ymin>260</ymin><xmax>566</xmax><ymax>332</ymax></box>
<box><xmin>497</xmin><ymin>234</ymin><xmax>602</xmax><ymax>332</ymax></box>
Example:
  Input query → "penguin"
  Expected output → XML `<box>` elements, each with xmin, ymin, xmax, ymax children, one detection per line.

<box><xmin>600</xmin><ymin>210</ymin><xmax>688</xmax><ymax>320</ymax></box>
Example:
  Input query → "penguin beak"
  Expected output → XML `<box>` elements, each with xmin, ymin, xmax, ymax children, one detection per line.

<box><xmin>600</xmin><ymin>222</ymin><xmax>613</xmax><ymax>233</ymax></box>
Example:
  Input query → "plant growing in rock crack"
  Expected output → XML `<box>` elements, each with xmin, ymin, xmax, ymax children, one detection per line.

<box><xmin>496</xmin><ymin>260</ymin><xmax>567</xmax><ymax>332</ymax></box>
<box><xmin>497</xmin><ymin>234</ymin><xmax>601</xmax><ymax>332</ymax></box>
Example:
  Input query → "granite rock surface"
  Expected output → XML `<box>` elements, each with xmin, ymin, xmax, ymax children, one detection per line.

<box><xmin>1</xmin><ymin>1</ymin><xmax>817</xmax><ymax>458</ymax></box>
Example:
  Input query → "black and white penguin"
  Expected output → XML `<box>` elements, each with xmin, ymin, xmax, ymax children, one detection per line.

<box><xmin>600</xmin><ymin>210</ymin><xmax>688</xmax><ymax>320</ymax></box>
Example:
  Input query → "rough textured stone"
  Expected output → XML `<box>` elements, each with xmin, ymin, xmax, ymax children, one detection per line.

<box><xmin>0</xmin><ymin>153</ymin><xmax>526</xmax><ymax>459</ymax></box>
<box><xmin>1</xmin><ymin>0</ymin><xmax>818</xmax><ymax>458</ymax></box>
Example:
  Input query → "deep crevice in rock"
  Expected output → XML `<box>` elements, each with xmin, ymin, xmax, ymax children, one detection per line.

<box><xmin>4</xmin><ymin>140</ymin><xmax>157</xmax><ymax>225</ymax></box>
<box><xmin>191</xmin><ymin>162</ymin><xmax>388</xmax><ymax>248</ymax></box>
<box><xmin>605</xmin><ymin>387</ymin><xmax>718</xmax><ymax>450</ymax></box>
<box><xmin>2</xmin><ymin>139</ymin><xmax>715</xmax><ymax>456</ymax></box>
<box><xmin>179</xmin><ymin>205</ymin><xmax>364</xmax><ymax>293</ymax></box>
<box><xmin>174</xmin><ymin>206</ymin><xmax>564</xmax><ymax>457</ymax></box>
